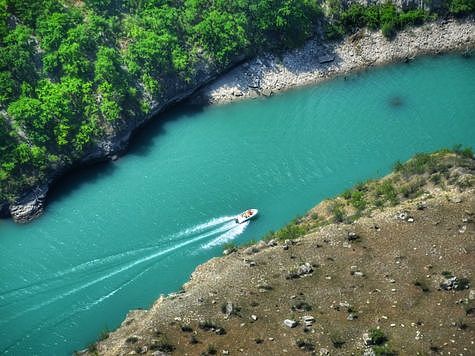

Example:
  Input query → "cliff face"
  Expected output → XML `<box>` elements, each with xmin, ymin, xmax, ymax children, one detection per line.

<box><xmin>88</xmin><ymin>151</ymin><xmax>474</xmax><ymax>356</ymax></box>
<box><xmin>1</xmin><ymin>58</ymin><xmax>228</xmax><ymax>222</ymax></box>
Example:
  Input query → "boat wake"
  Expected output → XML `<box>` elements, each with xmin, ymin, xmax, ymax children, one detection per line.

<box><xmin>0</xmin><ymin>215</ymin><xmax>247</xmax><ymax>321</ymax></box>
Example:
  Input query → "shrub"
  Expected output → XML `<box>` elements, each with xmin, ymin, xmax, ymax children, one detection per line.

<box><xmin>150</xmin><ymin>335</ymin><xmax>175</xmax><ymax>352</ymax></box>
<box><xmin>181</xmin><ymin>324</ymin><xmax>193</xmax><ymax>332</ymax></box>
<box><xmin>350</xmin><ymin>190</ymin><xmax>367</xmax><ymax>210</ymax></box>
<box><xmin>291</xmin><ymin>301</ymin><xmax>312</xmax><ymax>312</ymax></box>
<box><xmin>296</xmin><ymin>338</ymin><xmax>315</xmax><ymax>351</ymax></box>
<box><xmin>330</xmin><ymin>333</ymin><xmax>345</xmax><ymax>348</ymax></box>
<box><xmin>381</xmin><ymin>21</ymin><xmax>396</xmax><ymax>39</ymax></box>
<box><xmin>369</xmin><ymin>328</ymin><xmax>388</xmax><ymax>345</ymax></box>
<box><xmin>373</xmin><ymin>344</ymin><xmax>397</xmax><ymax>356</ymax></box>
<box><xmin>448</xmin><ymin>0</ymin><xmax>475</xmax><ymax>15</ymax></box>
<box><xmin>330</xmin><ymin>204</ymin><xmax>345</xmax><ymax>223</ymax></box>
<box><xmin>222</xmin><ymin>242</ymin><xmax>237</xmax><ymax>253</ymax></box>
<box><xmin>376</xmin><ymin>180</ymin><xmax>398</xmax><ymax>205</ymax></box>
<box><xmin>325</xmin><ymin>22</ymin><xmax>345</xmax><ymax>40</ymax></box>
<box><xmin>413</xmin><ymin>280</ymin><xmax>430</xmax><ymax>292</ymax></box>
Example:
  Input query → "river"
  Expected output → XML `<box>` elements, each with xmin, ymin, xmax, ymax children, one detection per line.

<box><xmin>1</xmin><ymin>54</ymin><xmax>474</xmax><ymax>355</ymax></box>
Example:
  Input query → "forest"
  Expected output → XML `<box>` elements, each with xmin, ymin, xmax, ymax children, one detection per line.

<box><xmin>0</xmin><ymin>0</ymin><xmax>474</xmax><ymax>203</ymax></box>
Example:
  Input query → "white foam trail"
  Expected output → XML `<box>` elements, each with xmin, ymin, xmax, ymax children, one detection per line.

<box><xmin>0</xmin><ymin>216</ymin><xmax>236</xmax><ymax>300</ymax></box>
<box><xmin>171</xmin><ymin>215</ymin><xmax>235</xmax><ymax>239</ymax></box>
<box><xmin>202</xmin><ymin>221</ymin><xmax>249</xmax><ymax>249</ymax></box>
<box><xmin>0</xmin><ymin>217</ymin><xmax>239</xmax><ymax>324</ymax></box>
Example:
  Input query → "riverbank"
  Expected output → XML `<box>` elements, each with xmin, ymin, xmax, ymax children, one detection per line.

<box><xmin>194</xmin><ymin>19</ymin><xmax>475</xmax><ymax>105</ymax></box>
<box><xmin>2</xmin><ymin>18</ymin><xmax>474</xmax><ymax>223</ymax></box>
<box><xmin>88</xmin><ymin>150</ymin><xmax>475</xmax><ymax>355</ymax></box>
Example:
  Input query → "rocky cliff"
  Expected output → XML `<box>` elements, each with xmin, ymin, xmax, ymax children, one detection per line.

<box><xmin>4</xmin><ymin>16</ymin><xmax>474</xmax><ymax>224</ymax></box>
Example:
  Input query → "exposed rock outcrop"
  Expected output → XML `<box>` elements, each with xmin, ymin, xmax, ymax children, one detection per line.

<box><xmin>9</xmin><ymin>185</ymin><xmax>48</xmax><ymax>223</ymax></box>
<box><xmin>196</xmin><ymin>19</ymin><xmax>475</xmax><ymax>105</ymax></box>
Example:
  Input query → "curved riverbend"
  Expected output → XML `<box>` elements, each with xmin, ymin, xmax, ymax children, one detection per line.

<box><xmin>0</xmin><ymin>55</ymin><xmax>474</xmax><ymax>355</ymax></box>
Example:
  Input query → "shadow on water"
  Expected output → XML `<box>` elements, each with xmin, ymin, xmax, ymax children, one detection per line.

<box><xmin>127</xmin><ymin>101</ymin><xmax>206</xmax><ymax>157</ymax></box>
<box><xmin>46</xmin><ymin>161</ymin><xmax>118</xmax><ymax>206</ymax></box>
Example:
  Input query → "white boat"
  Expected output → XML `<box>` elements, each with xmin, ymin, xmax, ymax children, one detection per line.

<box><xmin>235</xmin><ymin>209</ymin><xmax>258</xmax><ymax>224</ymax></box>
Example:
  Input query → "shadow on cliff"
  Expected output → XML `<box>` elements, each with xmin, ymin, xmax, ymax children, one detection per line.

<box><xmin>127</xmin><ymin>102</ymin><xmax>207</xmax><ymax>157</ymax></box>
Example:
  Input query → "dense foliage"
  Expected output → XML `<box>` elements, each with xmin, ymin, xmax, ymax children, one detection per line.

<box><xmin>324</xmin><ymin>2</ymin><xmax>434</xmax><ymax>40</ymax></box>
<box><xmin>0</xmin><ymin>0</ymin><xmax>321</xmax><ymax>202</ymax></box>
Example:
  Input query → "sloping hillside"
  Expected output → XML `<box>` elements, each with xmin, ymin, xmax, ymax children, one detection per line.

<box><xmin>88</xmin><ymin>149</ymin><xmax>475</xmax><ymax>355</ymax></box>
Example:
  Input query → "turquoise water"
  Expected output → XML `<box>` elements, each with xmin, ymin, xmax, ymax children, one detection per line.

<box><xmin>1</xmin><ymin>55</ymin><xmax>474</xmax><ymax>355</ymax></box>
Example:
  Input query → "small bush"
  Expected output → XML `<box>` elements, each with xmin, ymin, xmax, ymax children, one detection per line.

<box><xmin>202</xmin><ymin>344</ymin><xmax>217</xmax><ymax>355</ymax></box>
<box><xmin>448</xmin><ymin>0</ymin><xmax>475</xmax><ymax>16</ymax></box>
<box><xmin>150</xmin><ymin>334</ymin><xmax>175</xmax><ymax>352</ymax></box>
<box><xmin>381</xmin><ymin>21</ymin><xmax>396</xmax><ymax>39</ymax></box>
<box><xmin>330</xmin><ymin>333</ymin><xmax>345</xmax><ymax>348</ymax></box>
<box><xmin>296</xmin><ymin>338</ymin><xmax>315</xmax><ymax>351</ymax></box>
<box><xmin>413</xmin><ymin>280</ymin><xmax>430</xmax><ymax>292</ymax></box>
<box><xmin>325</xmin><ymin>22</ymin><xmax>345</xmax><ymax>40</ymax></box>
<box><xmin>350</xmin><ymin>190</ymin><xmax>367</xmax><ymax>210</ymax></box>
<box><xmin>181</xmin><ymin>324</ymin><xmax>193</xmax><ymax>332</ymax></box>
<box><xmin>373</xmin><ymin>344</ymin><xmax>397</xmax><ymax>356</ymax></box>
<box><xmin>442</xmin><ymin>271</ymin><xmax>453</xmax><ymax>278</ymax></box>
<box><xmin>330</xmin><ymin>204</ymin><xmax>345</xmax><ymax>223</ymax></box>
<box><xmin>198</xmin><ymin>320</ymin><xmax>220</xmax><ymax>331</ymax></box>
<box><xmin>376</xmin><ymin>180</ymin><xmax>399</xmax><ymax>205</ymax></box>
<box><xmin>291</xmin><ymin>301</ymin><xmax>312</xmax><ymax>312</ymax></box>
<box><xmin>454</xmin><ymin>277</ymin><xmax>470</xmax><ymax>291</ymax></box>
<box><xmin>452</xmin><ymin>144</ymin><xmax>474</xmax><ymax>158</ymax></box>
<box><xmin>369</xmin><ymin>328</ymin><xmax>388</xmax><ymax>345</ymax></box>
<box><xmin>222</xmin><ymin>242</ymin><xmax>237</xmax><ymax>252</ymax></box>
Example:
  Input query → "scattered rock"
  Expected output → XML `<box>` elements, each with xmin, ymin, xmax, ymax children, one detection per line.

<box><xmin>347</xmin><ymin>232</ymin><xmax>359</xmax><ymax>241</ymax></box>
<box><xmin>319</xmin><ymin>348</ymin><xmax>330</xmax><ymax>355</ymax></box>
<box><xmin>10</xmin><ymin>185</ymin><xmax>48</xmax><ymax>223</ymax></box>
<box><xmin>224</xmin><ymin>302</ymin><xmax>235</xmax><ymax>318</ymax></box>
<box><xmin>318</xmin><ymin>54</ymin><xmax>335</xmax><ymax>63</ymax></box>
<box><xmin>363</xmin><ymin>348</ymin><xmax>376</xmax><ymax>356</ymax></box>
<box><xmin>297</xmin><ymin>263</ymin><xmax>313</xmax><ymax>275</ymax></box>
<box><xmin>440</xmin><ymin>276</ymin><xmax>470</xmax><ymax>291</ymax></box>
<box><xmin>362</xmin><ymin>332</ymin><xmax>372</xmax><ymax>346</ymax></box>
<box><xmin>267</xmin><ymin>239</ymin><xmax>278</xmax><ymax>247</ymax></box>
<box><xmin>287</xmin><ymin>263</ymin><xmax>313</xmax><ymax>279</ymax></box>
<box><xmin>251</xmin><ymin>314</ymin><xmax>258</xmax><ymax>321</ymax></box>
<box><xmin>417</xmin><ymin>201</ymin><xmax>427</xmax><ymax>210</ymax></box>
<box><xmin>347</xmin><ymin>313</ymin><xmax>357</xmax><ymax>320</ymax></box>
<box><xmin>469</xmin><ymin>289</ymin><xmax>475</xmax><ymax>300</ymax></box>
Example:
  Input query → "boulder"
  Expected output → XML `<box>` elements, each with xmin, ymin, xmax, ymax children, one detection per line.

<box><xmin>318</xmin><ymin>54</ymin><xmax>335</xmax><ymax>64</ymax></box>
<box><xmin>283</xmin><ymin>319</ymin><xmax>298</xmax><ymax>328</ymax></box>
<box><xmin>297</xmin><ymin>263</ymin><xmax>313</xmax><ymax>276</ymax></box>
<box><xmin>9</xmin><ymin>185</ymin><xmax>48</xmax><ymax>223</ymax></box>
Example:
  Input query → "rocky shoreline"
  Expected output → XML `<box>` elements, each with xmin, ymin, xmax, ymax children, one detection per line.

<box><xmin>195</xmin><ymin>18</ymin><xmax>475</xmax><ymax>105</ymax></box>
<box><xmin>2</xmin><ymin>18</ymin><xmax>474</xmax><ymax>223</ymax></box>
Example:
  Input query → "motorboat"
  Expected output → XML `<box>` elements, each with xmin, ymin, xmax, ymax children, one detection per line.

<box><xmin>235</xmin><ymin>209</ymin><xmax>258</xmax><ymax>224</ymax></box>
